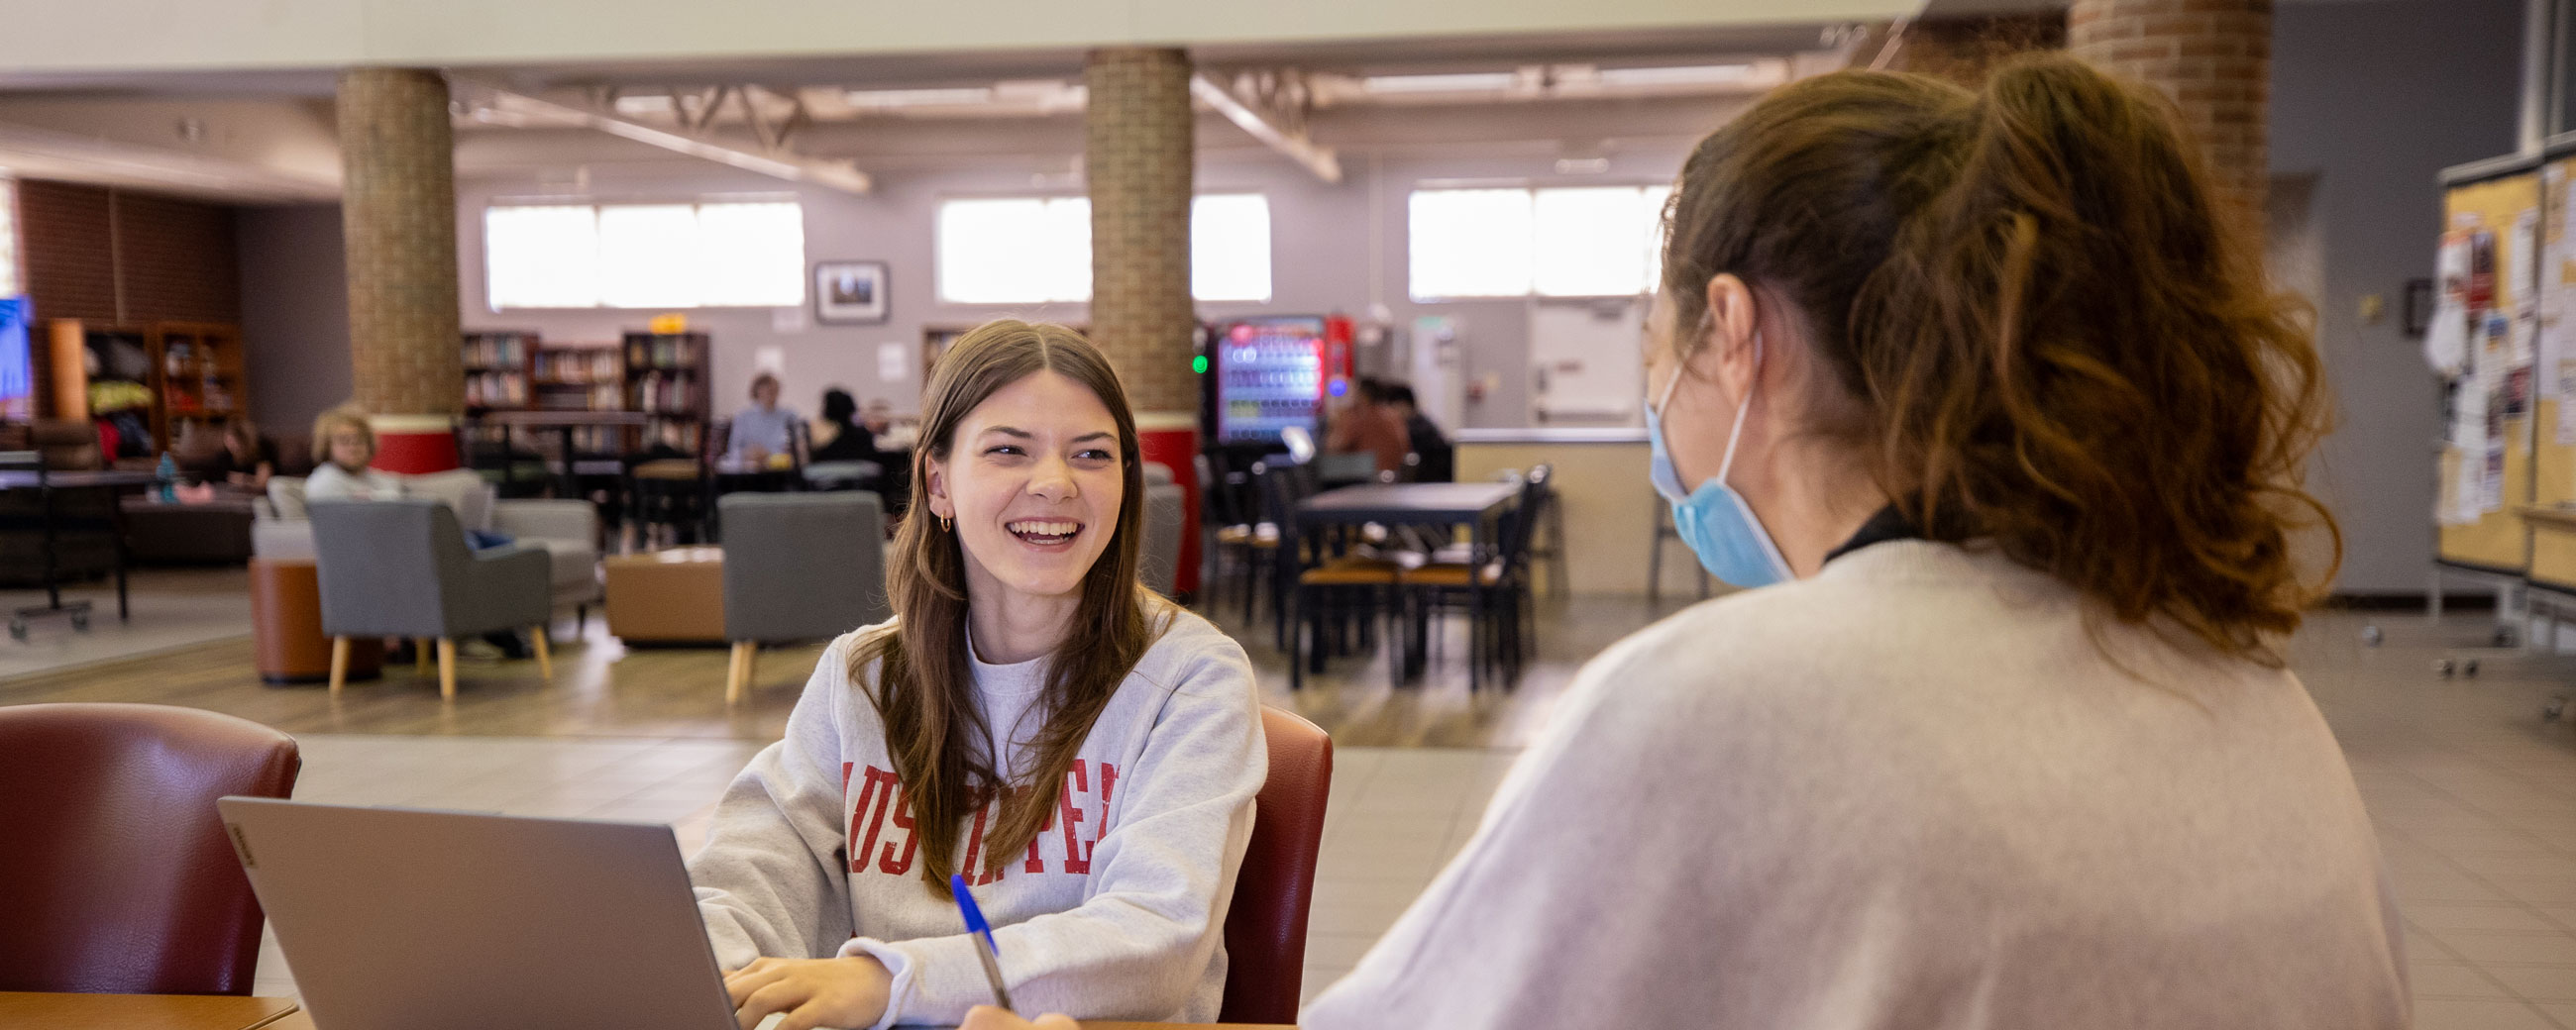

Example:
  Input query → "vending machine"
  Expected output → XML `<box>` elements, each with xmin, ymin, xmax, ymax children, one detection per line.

<box><xmin>1203</xmin><ymin>314</ymin><xmax>1355</xmax><ymax>446</ymax></box>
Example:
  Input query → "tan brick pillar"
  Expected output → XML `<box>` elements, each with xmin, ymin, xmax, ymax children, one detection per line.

<box><xmin>2069</xmin><ymin>0</ymin><xmax>2271</xmax><ymax>224</ymax></box>
<box><xmin>1890</xmin><ymin>14</ymin><xmax>2066</xmax><ymax>87</ymax></box>
<box><xmin>338</xmin><ymin>67</ymin><xmax>464</xmax><ymax>471</ymax></box>
<box><xmin>1084</xmin><ymin>47</ymin><xmax>1202</xmax><ymax>593</ymax></box>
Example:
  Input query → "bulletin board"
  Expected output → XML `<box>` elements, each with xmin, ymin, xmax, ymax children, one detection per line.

<box><xmin>2433</xmin><ymin>164</ymin><xmax>2542</xmax><ymax>575</ymax></box>
<box><xmin>2530</xmin><ymin>154</ymin><xmax>2576</xmax><ymax>589</ymax></box>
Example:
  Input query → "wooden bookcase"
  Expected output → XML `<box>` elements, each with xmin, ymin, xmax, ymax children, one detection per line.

<box><xmin>624</xmin><ymin>330</ymin><xmax>710</xmax><ymax>455</ymax></box>
<box><xmin>45</xmin><ymin>318</ymin><xmax>245</xmax><ymax>457</ymax></box>
<box><xmin>465</xmin><ymin>330</ymin><xmax>634</xmax><ymax>459</ymax></box>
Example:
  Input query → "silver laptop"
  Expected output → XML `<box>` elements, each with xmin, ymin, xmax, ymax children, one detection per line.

<box><xmin>218</xmin><ymin>797</ymin><xmax>748</xmax><ymax>1030</ymax></box>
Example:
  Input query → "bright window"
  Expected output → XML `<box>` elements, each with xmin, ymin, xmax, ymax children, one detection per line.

<box><xmin>935</xmin><ymin>193</ymin><xmax>1271</xmax><ymax>304</ymax></box>
<box><xmin>484</xmin><ymin>200</ymin><xmax>805</xmax><ymax>310</ymax></box>
<box><xmin>0</xmin><ymin>178</ymin><xmax>19</xmax><ymax>297</ymax></box>
<box><xmin>938</xmin><ymin>197</ymin><xmax>1091</xmax><ymax>305</ymax></box>
<box><xmin>1192</xmin><ymin>193</ymin><xmax>1271</xmax><ymax>302</ymax></box>
<box><xmin>1411</xmin><ymin>184</ymin><xmax>1670</xmax><ymax>300</ymax></box>
<box><xmin>1409</xmin><ymin>189</ymin><xmax>1533</xmax><ymax>299</ymax></box>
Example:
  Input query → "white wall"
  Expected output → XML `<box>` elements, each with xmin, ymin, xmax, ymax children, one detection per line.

<box><xmin>2271</xmin><ymin>0</ymin><xmax>2526</xmax><ymax>594</ymax></box>
<box><xmin>449</xmin><ymin>112</ymin><xmax>1709</xmax><ymax>429</ymax></box>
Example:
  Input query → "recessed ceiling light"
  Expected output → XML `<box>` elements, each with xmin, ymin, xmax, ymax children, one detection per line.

<box><xmin>1359</xmin><ymin>72</ymin><xmax>1520</xmax><ymax>94</ymax></box>
<box><xmin>843</xmin><ymin>87</ymin><xmax>997</xmax><ymax>107</ymax></box>
<box><xmin>1596</xmin><ymin>64</ymin><xmax>1757</xmax><ymax>88</ymax></box>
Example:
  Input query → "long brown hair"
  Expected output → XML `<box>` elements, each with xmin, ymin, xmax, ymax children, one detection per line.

<box><xmin>854</xmin><ymin>320</ymin><xmax>1161</xmax><ymax>888</ymax></box>
<box><xmin>1662</xmin><ymin>53</ymin><xmax>2337</xmax><ymax>665</ymax></box>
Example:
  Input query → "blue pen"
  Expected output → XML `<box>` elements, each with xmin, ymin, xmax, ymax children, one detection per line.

<box><xmin>949</xmin><ymin>874</ymin><xmax>1016</xmax><ymax>1012</ymax></box>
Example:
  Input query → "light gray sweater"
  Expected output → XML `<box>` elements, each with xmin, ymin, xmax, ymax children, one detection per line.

<box><xmin>1305</xmin><ymin>540</ymin><xmax>2407</xmax><ymax>1029</ymax></box>
<box><xmin>688</xmin><ymin>607</ymin><xmax>1263</xmax><ymax>1029</ymax></box>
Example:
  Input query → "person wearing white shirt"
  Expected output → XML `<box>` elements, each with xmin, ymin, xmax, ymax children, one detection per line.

<box><xmin>970</xmin><ymin>54</ymin><xmax>2404</xmax><ymax>1030</ymax></box>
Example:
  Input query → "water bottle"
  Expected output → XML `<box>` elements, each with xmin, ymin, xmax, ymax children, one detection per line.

<box><xmin>156</xmin><ymin>452</ymin><xmax>177</xmax><ymax>502</ymax></box>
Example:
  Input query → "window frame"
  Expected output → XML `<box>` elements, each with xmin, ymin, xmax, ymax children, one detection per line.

<box><xmin>930</xmin><ymin>191</ymin><xmax>1275</xmax><ymax>306</ymax></box>
<box><xmin>482</xmin><ymin>196</ymin><xmax>808</xmax><ymax>312</ymax></box>
<box><xmin>1406</xmin><ymin>182</ymin><xmax>1672</xmax><ymax>302</ymax></box>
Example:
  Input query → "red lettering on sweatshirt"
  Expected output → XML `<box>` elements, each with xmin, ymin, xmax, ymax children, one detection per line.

<box><xmin>879</xmin><ymin>782</ymin><xmax>917</xmax><ymax>876</ymax></box>
<box><xmin>840</xmin><ymin>761</ymin><xmax>1121</xmax><ymax>881</ymax></box>
<box><xmin>1057</xmin><ymin>760</ymin><xmax>1091</xmax><ymax>875</ymax></box>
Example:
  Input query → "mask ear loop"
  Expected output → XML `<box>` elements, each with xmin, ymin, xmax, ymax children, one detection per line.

<box><xmin>1713</xmin><ymin>330</ymin><xmax>1763</xmax><ymax>487</ymax></box>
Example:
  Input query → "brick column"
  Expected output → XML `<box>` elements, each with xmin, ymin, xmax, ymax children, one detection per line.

<box><xmin>338</xmin><ymin>67</ymin><xmax>464</xmax><ymax>471</ymax></box>
<box><xmin>1086</xmin><ymin>47</ymin><xmax>1203</xmax><ymax>594</ymax></box>
<box><xmin>2069</xmin><ymin>0</ymin><xmax>2271</xmax><ymax>224</ymax></box>
<box><xmin>1890</xmin><ymin>14</ymin><xmax>2066</xmax><ymax>87</ymax></box>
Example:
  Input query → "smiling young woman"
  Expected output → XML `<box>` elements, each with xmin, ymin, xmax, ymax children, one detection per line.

<box><xmin>687</xmin><ymin>321</ymin><xmax>1265</xmax><ymax>1030</ymax></box>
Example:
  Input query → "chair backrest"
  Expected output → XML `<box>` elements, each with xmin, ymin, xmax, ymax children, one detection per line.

<box><xmin>1139</xmin><ymin>478</ymin><xmax>1186</xmax><ymax>597</ymax></box>
<box><xmin>309</xmin><ymin>499</ymin><xmax>477</xmax><ymax>638</ymax></box>
<box><xmin>1251</xmin><ymin>462</ymin><xmax>1311</xmax><ymax>570</ymax></box>
<box><xmin>266</xmin><ymin>475</ymin><xmax>310</xmax><ymax>519</ymax></box>
<box><xmin>720</xmin><ymin>491</ymin><xmax>892</xmax><ymax>642</ymax></box>
<box><xmin>1496</xmin><ymin>465</ymin><xmax>1551</xmax><ymax>574</ymax></box>
<box><xmin>0</xmin><ymin>703</ymin><xmax>299</xmax><ymax>994</ymax></box>
<box><xmin>1220</xmin><ymin>706</ymin><xmax>1335</xmax><ymax>1024</ymax></box>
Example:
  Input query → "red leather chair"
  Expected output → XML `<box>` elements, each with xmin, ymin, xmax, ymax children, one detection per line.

<box><xmin>0</xmin><ymin>702</ymin><xmax>300</xmax><ymax>994</ymax></box>
<box><xmin>1219</xmin><ymin>706</ymin><xmax>1335</xmax><ymax>1023</ymax></box>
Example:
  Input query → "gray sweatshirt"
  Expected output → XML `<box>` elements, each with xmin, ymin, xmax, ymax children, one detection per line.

<box><xmin>1305</xmin><ymin>540</ymin><xmax>2408</xmax><ymax>1029</ymax></box>
<box><xmin>688</xmin><ymin>606</ymin><xmax>1263</xmax><ymax>1029</ymax></box>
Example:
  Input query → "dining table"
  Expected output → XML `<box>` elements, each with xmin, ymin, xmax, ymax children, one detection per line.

<box><xmin>1296</xmin><ymin>479</ymin><xmax>1521</xmax><ymax>689</ymax></box>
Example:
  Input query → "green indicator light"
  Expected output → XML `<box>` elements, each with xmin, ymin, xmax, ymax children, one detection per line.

<box><xmin>1192</xmin><ymin>356</ymin><xmax>1210</xmax><ymax>374</ymax></box>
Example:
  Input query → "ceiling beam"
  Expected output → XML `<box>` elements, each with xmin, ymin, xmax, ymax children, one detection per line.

<box><xmin>1190</xmin><ymin>69</ymin><xmax>1341</xmax><ymax>184</ymax></box>
<box><xmin>450</xmin><ymin>75</ymin><xmax>870</xmax><ymax>194</ymax></box>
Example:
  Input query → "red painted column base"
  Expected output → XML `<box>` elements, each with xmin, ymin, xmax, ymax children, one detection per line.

<box><xmin>370</xmin><ymin>414</ymin><xmax>460</xmax><ymax>474</ymax></box>
<box><xmin>1137</xmin><ymin>415</ymin><xmax>1202</xmax><ymax>597</ymax></box>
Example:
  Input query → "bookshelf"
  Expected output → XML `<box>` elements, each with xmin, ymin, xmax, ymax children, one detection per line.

<box><xmin>44</xmin><ymin>318</ymin><xmax>247</xmax><ymax>458</ymax></box>
<box><xmin>624</xmin><ymin>330</ymin><xmax>710</xmax><ymax>454</ymax></box>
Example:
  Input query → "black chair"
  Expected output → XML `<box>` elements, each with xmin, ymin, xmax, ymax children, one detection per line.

<box><xmin>1398</xmin><ymin>465</ymin><xmax>1545</xmax><ymax>690</ymax></box>
<box><xmin>1256</xmin><ymin>463</ymin><xmax>1404</xmax><ymax>690</ymax></box>
<box><xmin>1200</xmin><ymin>453</ymin><xmax>1273</xmax><ymax>623</ymax></box>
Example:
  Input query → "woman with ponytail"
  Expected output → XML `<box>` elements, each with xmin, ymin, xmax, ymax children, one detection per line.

<box><xmin>974</xmin><ymin>54</ymin><xmax>2403</xmax><ymax>1030</ymax></box>
<box><xmin>691</xmin><ymin>321</ymin><xmax>1263</xmax><ymax>1030</ymax></box>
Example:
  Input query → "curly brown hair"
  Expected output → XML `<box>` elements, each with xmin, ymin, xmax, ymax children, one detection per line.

<box><xmin>1662</xmin><ymin>53</ymin><xmax>2337</xmax><ymax>665</ymax></box>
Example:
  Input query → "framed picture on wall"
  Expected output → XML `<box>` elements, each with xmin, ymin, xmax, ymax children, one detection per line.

<box><xmin>814</xmin><ymin>261</ymin><xmax>890</xmax><ymax>324</ymax></box>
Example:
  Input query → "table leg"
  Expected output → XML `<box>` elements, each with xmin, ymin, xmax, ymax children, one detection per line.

<box><xmin>111</xmin><ymin>487</ymin><xmax>130</xmax><ymax>620</ymax></box>
<box><xmin>558</xmin><ymin>426</ymin><xmax>580</xmax><ymax>500</ymax></box>
<box><xmin>38</xmin><ymin>477</ymin><xmax>59</xmax><ymax>611</ymax></box>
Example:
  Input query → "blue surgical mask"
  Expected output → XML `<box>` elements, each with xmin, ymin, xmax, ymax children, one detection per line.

<box><xmin>1647</xmin><ymin>337</ymin><xmax>1794</xmax><ymax>588</ymax></box>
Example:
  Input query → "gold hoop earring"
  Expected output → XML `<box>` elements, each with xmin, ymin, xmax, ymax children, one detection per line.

<box><xmin>938</xmin><ymin>514</ymin><xmax>952</xmax><ymax>533</ymax></box>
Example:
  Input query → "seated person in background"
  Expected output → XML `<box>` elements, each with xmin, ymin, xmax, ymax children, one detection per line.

<box><xmin>691</xmin><ymin>320</ymin><xmax>1260</xmax><ymax>1030</ymax></box>
<box><xmin>1382</xmin><ymin>382</ymin><xmax>1452</xmax><ymax>482</ymax></box>
<box><xmin>728</xmin><ymin>372</ymin><xmax>802</xmax><ymax>468</ymax></box>
<box><xmin>211</xmin><ymin>416</ymin><xmax>279</xmax><ymax>492</ymax></box>
<box><xmin>304</xmin><ymin>406</ymin><xmax>406</xmax><ymax>502</ymax></box>
<box><xmin>1321</xmin><ymin>376</ymin><xmax>1412</xmax><ymax>475</ymax></box>
<box><xmin>809</xmin><ymin>387</ymin><xmax>879</xmax><ymax>464</ymax></box>
<box><xmin>304</xmin><ymin>405</ymin><xmax>526</xmax><ymax>660</ymax></box>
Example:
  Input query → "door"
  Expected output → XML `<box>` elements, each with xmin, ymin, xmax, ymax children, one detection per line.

<box><xmin>1528</xmin><ymin>297</ymin><xmax>1646</xmax><ymax>426</ymax></box>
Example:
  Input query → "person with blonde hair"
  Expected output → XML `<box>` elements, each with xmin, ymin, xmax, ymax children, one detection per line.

<box><xmin>971</xmin><ymin>53</ymin><xmax>2400</xmax><ymax>1030</ymax></box>
<box><xmin>691</xmin><ymin>320</ymin><xmax>1262</xmax><ymax>1030</ymax></box>
<box><xmin>304</xmin><ymin>406</ymin><xmax>404</xmax><ymax>502</ymax></box>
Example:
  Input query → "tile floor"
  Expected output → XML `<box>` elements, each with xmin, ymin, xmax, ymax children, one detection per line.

<box><xmin>169</xmin><ymin>602</ymin><xmax>2576</xmax><ymax>1026</ymax></box>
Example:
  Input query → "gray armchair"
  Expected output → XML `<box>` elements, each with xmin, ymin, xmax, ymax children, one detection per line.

<box><xmin>720</xmin><ymin>492</ymin><xmax>891</xmax><ymax>704</ymax></box>
<box><xmin>310</xmin><ymin>500</ymin><xmax>555</xmax><ymax>701</ymax></box>
<box><xmin>1140</xmin><ymin>464</ymin><xmax>1185</xmax><ymax>598</ymax></box>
